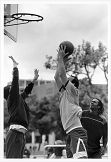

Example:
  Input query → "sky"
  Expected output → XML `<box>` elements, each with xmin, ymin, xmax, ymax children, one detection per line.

<box><xmin>3</xmin><ymin>1</ymin><xmax>109</xmax><ymax>86</ymax></box>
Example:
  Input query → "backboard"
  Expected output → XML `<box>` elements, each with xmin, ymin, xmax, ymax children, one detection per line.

<box><xmin>4</xmin><ymin>4</ymin><xmax>18</xmax><ymax>42</ymax></box>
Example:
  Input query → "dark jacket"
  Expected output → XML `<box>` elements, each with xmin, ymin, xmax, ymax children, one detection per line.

<box><xmin>81</xmin><ymin>110</ymin><xmax>107</xmax><ymax>153</ymax></box>
<box><xmin>7</xmin><ymin>67</ymin><xmax>34</xmax><ymax>129</ymax></box>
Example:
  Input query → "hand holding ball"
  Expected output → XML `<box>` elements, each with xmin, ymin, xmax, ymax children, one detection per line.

<box><xmin>59</xmin><ymin>41</ymin><xmax>74</xmax><ymax>60</ymax></box>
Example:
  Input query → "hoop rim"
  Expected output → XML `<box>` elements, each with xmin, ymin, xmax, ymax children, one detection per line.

<box><xmin>12</xmin><ymin>13</ymin><xmax>44</xmax><ymax>22</ymax></box>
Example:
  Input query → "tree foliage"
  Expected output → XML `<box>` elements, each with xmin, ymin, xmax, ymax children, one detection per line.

<box><xmin>28</xmin><ymin>97</ymin><xmax>58</xmax><ymax>135</ymax></box>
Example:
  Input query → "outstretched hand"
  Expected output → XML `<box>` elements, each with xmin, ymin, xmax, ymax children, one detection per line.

<box><xmin>57</xmin><ymin>45</ymin><xmax>65</xmax><ymax>59</ymax></box>
<box><xmin>57</xmin><ymin>45</ymin><xmax>69</xmax><ymax>64</ymax></box>
<box><xmin>9</xmin><ymin>56</ymin><xmax>19</xmax><ymax>66</ymax></box>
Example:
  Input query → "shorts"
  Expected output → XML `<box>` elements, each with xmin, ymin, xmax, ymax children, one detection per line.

<box><xmin>66</xmin><ymin>127</ymin><xmax>87</xmax><ymax>158</ymax></box>
<box><xmin>5</xmin><ymin>129</ymin><xmax>25</xmax><ymax>158</ymax></box>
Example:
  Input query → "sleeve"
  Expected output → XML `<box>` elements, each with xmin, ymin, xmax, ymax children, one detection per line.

<box><xmin>8</xmin><ymin>67</ymin><xmax>19</xmax><ymax>111</ymax></box>
<box><xmin>21</xmin><ymin>82</ymin><xmax>34</xmax><ymax>99</ymax></box>
<box><xmin>4</xmin><ymin>85</ymin><xmax>11</xmax><ymax>100</ymax></box>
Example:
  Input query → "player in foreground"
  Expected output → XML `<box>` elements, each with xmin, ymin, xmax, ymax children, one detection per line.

<box><xmin>54</xmin><ymin>44</ymin><xmax>88</xmax><ymax>158</ymax></box>
<box><xmin>4</xmin><ymin>56</ymin><xmax>39</xmax><ymax>158</ymax></box>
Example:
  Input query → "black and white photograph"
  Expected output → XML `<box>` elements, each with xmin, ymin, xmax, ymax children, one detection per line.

<box><xmin>0</xmin><ymin>0</ymin><xmax>110</xmax><ymax>160</ymax></box>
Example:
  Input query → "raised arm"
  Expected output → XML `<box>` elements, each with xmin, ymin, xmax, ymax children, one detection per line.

<box><xmin>21</xmin><ymin>69</ymin><xmax>39</xmax><ymax>99</ymax></box>
<box><xmin>57</xmin><ymin>46</ymin><xmax>68</xmax><ymax>85</ymax></box>
<box><xmin>8</xmin><ymin>56</ymin><xmax>19</xmax><ymax>107</ymax></box>
<box><xmin>54</xmin><ymin>63</ymin><xmax>63</xmax><ymax>91</ymax></box>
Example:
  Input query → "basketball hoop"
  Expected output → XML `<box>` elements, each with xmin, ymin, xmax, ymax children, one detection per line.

<box><xmin>4</xmin><ymin>13</ymin><xmax>44</xmax><ymax>26</ymax></box>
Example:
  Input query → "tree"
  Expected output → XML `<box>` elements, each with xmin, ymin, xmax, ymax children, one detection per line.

<box><xmin>29</xmin><ymin>97</ymin><xmax>58</xmax><ymax>135</ymax></box>
<box><xmin>97</xmin><ymin>42</ymin><xmax>108</xmax><ymax>84</ymax></box>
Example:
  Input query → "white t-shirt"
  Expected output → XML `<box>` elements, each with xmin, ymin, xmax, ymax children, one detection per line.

<box><xmin>59</xmin><ymin>81</ymin><xmax>82</xmax><ymax>134</ymax></box>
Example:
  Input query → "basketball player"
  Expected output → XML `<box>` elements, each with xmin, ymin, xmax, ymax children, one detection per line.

<box><xmin>54</xmin><ymin>45</ymin><xmax>88</xmax><ymax>158</ymax></box>
<box><xmin>4</xmin><ymin>56</ymin><xmax>39</xmax><ymax>158</ymax></box>
<box><xmin>80</xmin><ymin>98</ymin><xmax>107</xmax><ymax>158</ymax></box>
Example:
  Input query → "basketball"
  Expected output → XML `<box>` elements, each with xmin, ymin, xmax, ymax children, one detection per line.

<box><xmin>59</xmin><ymin>41</ymin><xmax>74</xmax><ymax>59</ymax></box>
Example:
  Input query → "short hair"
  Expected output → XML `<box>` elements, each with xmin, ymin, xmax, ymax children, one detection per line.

<box><xmin>70</xmin><ymin>76</ymin><xmax>79</xmax><ymax>89</ymax></box>
<box><xmin>93</xmin><ymin>98</ymin><xmax>104</xmax><ymax>115</ymax></box>
<box><xmin>4</xmin><ymin>85</ymin><xmax>11</xmax><ymax>100</ymax></box>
